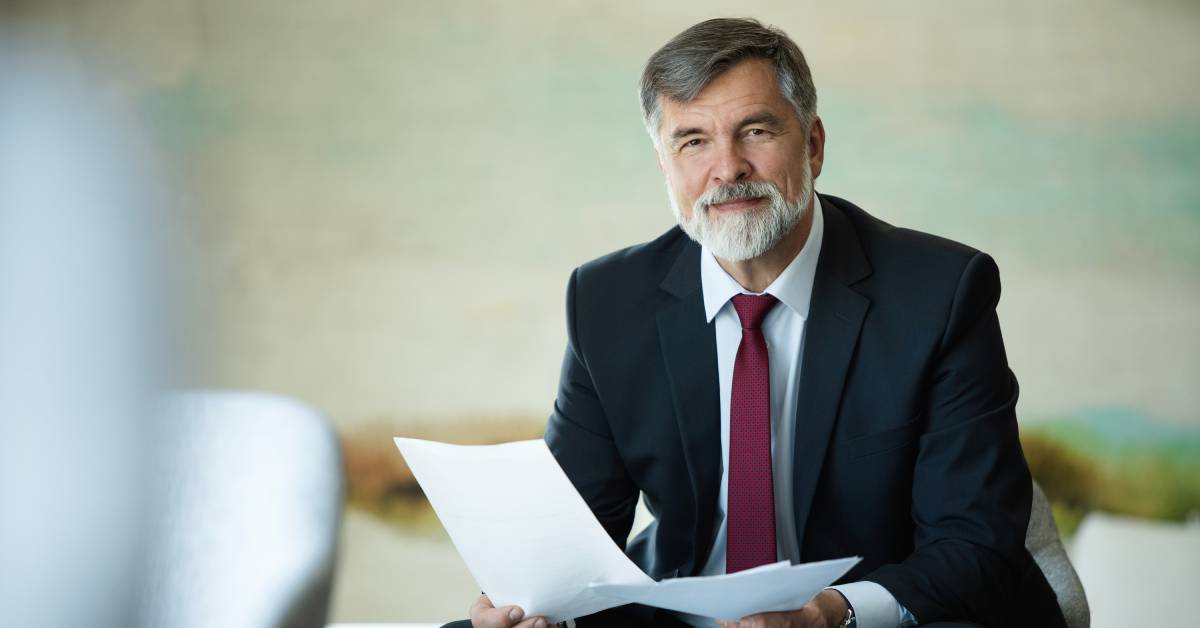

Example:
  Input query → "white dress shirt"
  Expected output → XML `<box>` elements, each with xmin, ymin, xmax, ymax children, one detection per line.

<box><xmin>681</xmin><ymin>196</ymin><xmax>913</xmax><ymax>628</ymax></box>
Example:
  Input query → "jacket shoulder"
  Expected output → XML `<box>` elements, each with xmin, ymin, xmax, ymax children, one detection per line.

<box><xmin>823</xmin><ymin>193</ymin><xmax>983</xmax><ymax>267</ymax></box>
<box><xmin>820</xmin><ymin>193</ymin><xmax>1003</xmax><ymax>322</ymax></box>
<box><xmin>574</xmin><ymin>225</ymin><xmax>692</xmax><ymax>292</ymax></box>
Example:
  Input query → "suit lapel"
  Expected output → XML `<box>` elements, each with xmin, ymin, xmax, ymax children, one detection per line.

<box><xmin>792</xmin><ymin>197</ymin><xmax>872</xmax><ymax>557</ymax></box>
<box><xmin>653</xmin><ymin>198</ymin><xmax>873</xmax><ymax>570</ymax></box>
<box><xmin>656</xmin><ymin>240</ymin><xmax>721</xmax><ymax>576</ymax></box>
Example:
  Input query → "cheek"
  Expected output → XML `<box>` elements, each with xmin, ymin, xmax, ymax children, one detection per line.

<box><xmin>746</xmin><ymin>145</ymin><xmax>801</xmax><ymax>190</ymax></box>
<box><xmin>750</xmin><ymin>153</ymin><xmax>786</xmax><ymax>184</ymax></box>
<box><xmin>670</xmin><ymin>164</ymin><xmax>709</xmax><ymax>205</ymax></box>
<box><xmin>763</xmin><ymin>163</ymin><xmax>800</xmax><ymax>200</ymax></box>
<box><xmin>665</xmin><ymin>171</ymin><xmax>698</xmax><ymax>215</ymax></box>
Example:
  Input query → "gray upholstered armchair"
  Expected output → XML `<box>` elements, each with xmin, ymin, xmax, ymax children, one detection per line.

<box><xmin>1027</xmin><ymin>480</ymin><xmax>1090</xmax><ymax>628</ymax></box>
<box><xmin>139</xmin><ymin>390</ymin><xmax>344</xmax><ymax>628</ymax></box>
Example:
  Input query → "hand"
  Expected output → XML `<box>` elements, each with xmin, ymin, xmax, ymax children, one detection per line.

<box><xmin>716</xmin><ymin>589</ymin><xmax>848</xmax><ymax>628</ymax></box>
<box><xmin>469</xmin><ymin>593</ymin><xmax>553</xmax><ymax>628</ymax></box>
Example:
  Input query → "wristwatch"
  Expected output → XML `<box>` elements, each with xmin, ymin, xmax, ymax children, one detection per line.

<box><xmin>825</xmin><ymin>588</ymin><xmax>855</xmax><ymax>628</ymax></box>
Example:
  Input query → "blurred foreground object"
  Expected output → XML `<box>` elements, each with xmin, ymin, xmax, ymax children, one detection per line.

<box><xmin>1</xmin><ymin>32</ymin><xmax>341</xmax><ymax>628</ymax></box>
<box><xmin>0</xmin><ymin>35</ymin><xmax>170</xmax><ymax>628</ymax></box>
<box><xmin>1071</xmin><ymin>511</ymin><xmax>1200</xmax><ymax>628</ymax></box>
<box><xmin>139</xmin><ymin>390</ymin><xmax>343</xmax><ymax>628</ymax></box>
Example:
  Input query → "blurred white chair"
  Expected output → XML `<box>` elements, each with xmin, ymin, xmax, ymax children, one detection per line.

<box><xmin>139</xmin><ymin>390</ymin><xmax>344</xmax><ymax>628</ymax></box>
<box><xmin>1070</xmin><ymin>511</ymin><xmax>1200</xmax><ymax>628</ymax></box>
<box><xmin>1027</xmin><ymin>480</ymin><xmax>1090</xmax><ymax>628</ymax></box>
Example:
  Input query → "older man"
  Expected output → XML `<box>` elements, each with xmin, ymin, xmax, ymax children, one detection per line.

<box><xmin>460</xmin><ymin>17</ymin><xmax>1064</xmax><ymax>628</ymax></box>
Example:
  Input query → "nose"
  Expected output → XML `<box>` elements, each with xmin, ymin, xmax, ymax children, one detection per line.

<box><xmin>712</xmin><ymin>140</ymin><xmax>751</xmax><ymax>185</ymax></box>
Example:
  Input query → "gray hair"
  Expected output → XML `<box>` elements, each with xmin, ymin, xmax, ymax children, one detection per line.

<box><xmin>639</xmin><ymin>18</ymin><xmax>817</xmax><ymax>147</ymax></box>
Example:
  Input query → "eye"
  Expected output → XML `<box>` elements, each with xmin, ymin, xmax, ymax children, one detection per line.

<box><xmin>747</xmin><ymin>128</ymin><xmax>770</xmax><ymax>138</ymax></box>
<box><xmin>677</xmin><ymin>138</ymin><xmax>704</xmax><ymax>152</ymax></box>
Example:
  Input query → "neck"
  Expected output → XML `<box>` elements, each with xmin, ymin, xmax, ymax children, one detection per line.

<box><xmin>715</xmin><ymin>198</ymin><xmax>815</xmax><ymax>293</ymax></box>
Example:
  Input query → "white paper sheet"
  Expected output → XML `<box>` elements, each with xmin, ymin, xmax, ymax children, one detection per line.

<box><xmin>394</xmin><ymin>438</ymin><xmax>652</xmax><ymax>622</ymax></box>
<box><xmin>395</xmin><ymin>437</ymin><xmax>860</xmax><ymax>624</ymax></box>
<box><xmin>589</xmin><ymin>556</ymin><xmax>860</xmax><ymax>624</ymax></box>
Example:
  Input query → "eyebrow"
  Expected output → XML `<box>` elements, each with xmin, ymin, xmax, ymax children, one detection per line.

<box><xmin>738</xmin><ymin>112</ymin><xmax>784</xmax><ymax>129</ymax></box>
<box><xmin>668</xmin><ymin>111</ymin><xmax>786</xmax><ymax>142</ymax></box>
<box><xmin>670</xmin><ymin>126</ymin><xmax>705</xmax><ymax>141</ymax></box>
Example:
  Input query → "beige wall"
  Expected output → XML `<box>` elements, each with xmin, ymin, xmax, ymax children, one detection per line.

<box><xmin>9</xmin><ymin>0</ymin><xmax>1199</xmax><ymax>430</ymax></box>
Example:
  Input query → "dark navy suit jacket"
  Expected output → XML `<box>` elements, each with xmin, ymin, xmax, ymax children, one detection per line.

<box><xmin>544</xmin><ymin>194</ymin><xmax>1065</xmax><ymax>627</ymax></box>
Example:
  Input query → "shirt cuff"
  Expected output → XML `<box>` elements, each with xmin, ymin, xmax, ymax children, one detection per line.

<box><xmin>828</xmin><ymin>581</ymin><xmax>915</xmax><ymax>628</ymax></box>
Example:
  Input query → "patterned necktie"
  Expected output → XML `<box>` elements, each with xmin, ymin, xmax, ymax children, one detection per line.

<box><xmin>726</xmin><ymin>293</ymin><xmax>779</xmax><ymax>573</ymax></box>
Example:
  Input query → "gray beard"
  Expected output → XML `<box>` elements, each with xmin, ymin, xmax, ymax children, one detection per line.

<box><xmin>669</xmin><ymin>167</ymin><xmax>812</xmax><ymax>262</ymax></box>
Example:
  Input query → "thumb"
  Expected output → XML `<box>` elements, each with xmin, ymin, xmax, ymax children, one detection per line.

<box><xmin>501</xmin><ymin>606</ymin><xmax>524</xmax><ymax>625</ymax></box>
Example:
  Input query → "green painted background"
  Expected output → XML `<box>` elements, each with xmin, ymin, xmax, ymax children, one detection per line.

<box><xmin>9</xmin><ymin>0</ymin><xmax>1198</xmax><ymax>619</ymax></box>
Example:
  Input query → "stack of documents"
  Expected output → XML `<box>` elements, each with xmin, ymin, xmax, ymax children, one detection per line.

<box><xmin>395</xmin><ymin>438</ymin><xmax>859</xmax><ymax>625</ymax></box>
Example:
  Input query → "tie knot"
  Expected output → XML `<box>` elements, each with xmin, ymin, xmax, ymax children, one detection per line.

<box><xmin>731</xmin><ymin>294</ymin><xmax>778</xmax><ymax>330</ymax></box>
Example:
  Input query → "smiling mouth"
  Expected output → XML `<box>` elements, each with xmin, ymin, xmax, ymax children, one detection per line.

<box><xmin>709</xmin><ymin>196</ymin><xmax>766</xmax><ymax>213</ymax></box>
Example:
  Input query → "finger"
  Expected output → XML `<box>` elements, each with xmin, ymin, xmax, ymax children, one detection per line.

<box><xmin>471</xmin><ymin>602</ymin><xmax>525</xmax><ymax>628</ymax></box>
<box><xmin>469</xmin><ymin>594</ymin><xmax>493</xmax><ymax>615</ymax></box>
<box><xmin>513</xmin><ymin>616</ymin><xmax>551</xmax><ymax>628</ymax></box>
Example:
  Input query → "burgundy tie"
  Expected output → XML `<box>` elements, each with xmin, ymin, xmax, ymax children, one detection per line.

<box><xmin>726</xmin><ymin>293</ymin><xmax>779</xmax><ymax>573</ymax></box>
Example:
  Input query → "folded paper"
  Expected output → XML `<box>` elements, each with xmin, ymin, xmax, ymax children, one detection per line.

<box><xmin>395</xmin><ymin>437</ymin><xmax>859</xmax><ymax>624</ymax></box>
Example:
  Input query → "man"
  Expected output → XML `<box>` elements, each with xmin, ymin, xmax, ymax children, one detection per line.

<box><xmin>461</xmin><ymin>17</ymin><xmax>1064</xmax><ymax>628</ymax></box>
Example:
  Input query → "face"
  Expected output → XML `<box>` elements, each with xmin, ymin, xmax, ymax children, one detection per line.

<box><xmin>656</xmin><ymin>59</ymin><xmax>824</xmax><ymax>261</ymax></box>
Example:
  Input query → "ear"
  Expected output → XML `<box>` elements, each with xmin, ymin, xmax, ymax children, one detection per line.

<box><xmin>808</xmin><ymin>116</ymin><xmax>826</xmax><ymax>179</ymax></box>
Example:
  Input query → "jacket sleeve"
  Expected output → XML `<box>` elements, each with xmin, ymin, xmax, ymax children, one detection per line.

<box><xmin>543</xmin><ymin>267</ymin><xmax>639</xmax><ymax>548</ymax></box>
<box><xmin>865</xmin><ymin>252</ymin><xmax>1034</xmax><ymax>626</ymax></box>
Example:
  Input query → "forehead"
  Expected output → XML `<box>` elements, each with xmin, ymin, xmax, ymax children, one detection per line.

<box><xmin>658</xmin><ymin>59</ymin><xmax>794</xmax><ymax>132</ymax></box>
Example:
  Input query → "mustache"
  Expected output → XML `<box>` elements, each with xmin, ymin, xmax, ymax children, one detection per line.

<box><xmin>695</xmin><ymin>180</ymin><xmax>783</xmax><ymax>211</ymax></box>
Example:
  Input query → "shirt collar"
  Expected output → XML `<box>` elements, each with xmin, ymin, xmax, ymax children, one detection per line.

<box><xmin>700</xmin><ymin>193</ymin><xmax>825</xmax><ymax>323</ymax></box>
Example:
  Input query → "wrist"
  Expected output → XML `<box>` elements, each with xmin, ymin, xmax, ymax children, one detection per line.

<box><xmin>816</xmin><ymin>588</ymin><xmax>853</xmax><ymax>628</ymax></box>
